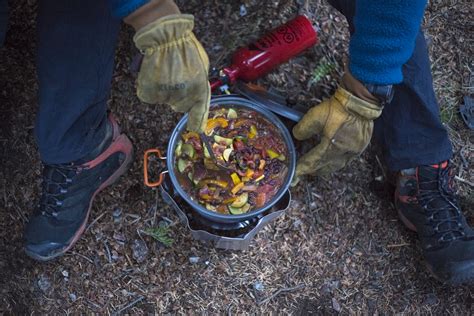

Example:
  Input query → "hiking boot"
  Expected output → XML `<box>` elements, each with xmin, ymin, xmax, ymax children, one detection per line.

<box><xmin>24</xmin><ymin>114</ymin><xmax>133</xmax><ymax>261</ymax></box>
<box><xmin>395</xmin><ymin>161</ymin><xmax>474</xmax><ymax>285</ymax></box>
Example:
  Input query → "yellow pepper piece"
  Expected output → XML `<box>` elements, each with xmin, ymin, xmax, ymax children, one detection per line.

<box><xmin>230</xmin><ymin>173</ymin><xmax>241</xmax><ymax>185</ymax></box>
<box><xmin>248</xmin><ymin>125</ymin><xmax>258</xmax><ymax>139</ymax></box>
<box><xmin>199</xmin><ymin>179</ymin><xmax>228</xmax><ymax>188</ymax></box>
<box><xmin>245</xmin><ymin>169</ymin><xmax>254</xmax><ymax>178</ymax></box>
<box><xmin>266</xmin><ymin>149</ymin><xmax>280</xmax><ymax>159</ymax></box>
<box><xmin>182</xmin><ymin>131</ymin><xmax>200</xmax><ymax>142</ymax></box>
<box><xmin>205</xmin><ymin>117</ymin><xmax>229</xmax><ymax>134</ymax></box>
<box><xmin>231</xmin><ymin>182</ymin><xmax>245</xmax><ymax>195</ymax></box>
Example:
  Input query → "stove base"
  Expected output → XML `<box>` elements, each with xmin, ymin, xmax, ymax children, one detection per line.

<box><xmin>160</xmin><ymin>177</ymin><xmax>290</xmax><ymax>250</ymax></box>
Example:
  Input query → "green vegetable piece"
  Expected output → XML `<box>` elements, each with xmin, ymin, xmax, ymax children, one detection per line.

<box><xmin>223</xmin><ymin>148</ymin><xmax>233</xmax><ymax>162</ymax></box>
<box><xmin>214</xmin><ymin>135</ymin><xmax>233</xmax><ymax>146</ymax></box>
<box><xmin>175</xmin><ymin>140</ymin><xmax>183</xmax><ymax>157</ymax></box>
<box><xmin>228</xmin><ymin>203</ymin><xmax>251</xmax><ymax>215</ymax></box>
<box><xmin>181</xmin><ymin>143</ymin><xmax>195</xmax><ymax>158</ymax></box>
<box><xmin>177</xmin><ymin>158</ymin><xmax>187</xmax><ymax>173</ymax></box>
<box><xmin>231</xmin><ymin>192</ymin><xmax>248</xmax><ymax>208</ymax></box>
<box><xmin>277</xmin><ymin>154</ymin><xmax>286</xmax><ymax>161</ymax></box>
<box><xmin>227</xmin><ymin>108</ymin><xmax>238</xmax><ymax>119</ymax></box>
<box><xmin>203</xmin><ymin>143</ymin><xmax>211</xmax><ymax>158</ymax></box>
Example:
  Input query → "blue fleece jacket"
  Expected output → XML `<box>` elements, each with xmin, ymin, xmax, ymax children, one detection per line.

<box><xmin>349</xmin><ymin>0</ymin><xmax>428</xmax><ymax>85</ymax></box>
<box><xmin>109</xmin><ymin>0</ymin><xmax>427</xmax><ymax>85</ymax></box>
<box><xmin>108</xmin><ymin>0</ymin><xmax>149</xmax><ymax>19</ymax></box>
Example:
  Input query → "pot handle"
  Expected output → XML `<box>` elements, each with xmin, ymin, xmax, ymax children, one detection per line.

<box><xmin>143</xmin><ymin>149</ymin><xmax>167</xmax><ymax>187</ymax></box>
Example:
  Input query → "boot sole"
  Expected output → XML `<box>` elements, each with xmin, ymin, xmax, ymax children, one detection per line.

<box><xmin>25</xmin><ymin>134</ymin><xmax>134</xmax><ymax>261</ymax></box>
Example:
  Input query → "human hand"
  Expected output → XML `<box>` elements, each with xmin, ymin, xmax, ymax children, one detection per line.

<box><xmin>292</xmin><ymin>83</ymin><xmax>382</xmax><ymax>182</ymax></box>
<box><xmin>131</xmin><ymin>11</ymin><xmax>210</xmax><ymax>132</ymax></box>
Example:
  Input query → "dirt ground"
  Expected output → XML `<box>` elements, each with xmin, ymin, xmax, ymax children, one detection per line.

<box><xmin>1</xmin><ymin>0</ymin><xmax>473</xmax><ymax>314</ymax></box>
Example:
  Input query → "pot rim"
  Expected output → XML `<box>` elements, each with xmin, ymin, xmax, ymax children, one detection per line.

<box><xmin>166</xmin><ymin>95</ymin><xmax>296</xmax><ymax>223</ymax></box>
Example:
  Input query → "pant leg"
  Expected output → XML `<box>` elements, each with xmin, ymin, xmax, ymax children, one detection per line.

<box><xmin>0</xmin><ymin>0</ymin><xmax>7</xmax><ymax>46</ymax></box>
<box><xmin>327</xmin><ymin>0</ymin><xmax>453</xmax><ymax>171</ymax></box>
<box><xmin>36</xmin><ymin>0</ymin><xmax>121</xmax><ymax>164</ymax></box>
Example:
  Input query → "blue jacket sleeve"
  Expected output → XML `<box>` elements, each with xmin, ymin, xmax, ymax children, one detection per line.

<box><xmin>349</xmin><ymin>0</ymin><xmax>427</xmax><ymax>85</ymax></box>
<box><xmin>108</xmin><ymin>0</ymin><xmax>149</xmax><ymax>18</ymax></box>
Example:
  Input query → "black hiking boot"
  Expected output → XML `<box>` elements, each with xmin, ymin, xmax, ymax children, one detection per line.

<box><xmin>395</xmin><ymin>161</ymin><xmax>474</xmax><ymax>285</ymax></box>
<box><xmin>24</xmin><ymin>114</ymin><xmax>133</xmax><ymax>261</ymax></box>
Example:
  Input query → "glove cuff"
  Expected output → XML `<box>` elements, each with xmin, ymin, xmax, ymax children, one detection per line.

<box><xmin>334</xmin><ymin>86</ymin><xmax>383</xmax><ymax>120</ymax></box>
<box><xmin>133</xmin><ymin>14</ymin><xmax>195</xmax><ymax>51</ymax></box>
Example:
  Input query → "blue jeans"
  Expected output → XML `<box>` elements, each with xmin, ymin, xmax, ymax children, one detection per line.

<box><xmin>1</xmin><ymin>1</ymin><xmax>452</xmax><ymax>169</ymax></box>
<box><xmin>1</xmin><ymin>0</ymin><xmax>121</xmax><ymax>164</ymax></box>
<box><xmin>328</xmin><ymin>0</ymin><xmax>453</xmax><ymax>170</ymax></box>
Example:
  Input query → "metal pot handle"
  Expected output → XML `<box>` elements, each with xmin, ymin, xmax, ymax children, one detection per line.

<box><xmin>143</xmin><ymin>148</ymin><xmax>167</xmax><ymax>187</ymax></box>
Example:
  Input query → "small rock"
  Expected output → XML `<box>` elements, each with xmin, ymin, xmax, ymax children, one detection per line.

<box><xmin>239</xmin><ymin>4</ymin><xmax>247</xmax><ymax>16</ymax></box>
<box><xmin>253</xmin><ymin>282</ymin><xmax>264</xmax><ymax>292</ymax></box>
<box><xmin>113</xmin><ymin>232</ymin><xmax>127</xmax><ymax>244</ymax></box>
<box><xmin>61</xmin><ymin>270</ymin><xmax>69</xmax><ymax>278</ymax></box>
<box><xmin>131</xmin><ymin>239</ymin><xmax>149</xmax><ymax>263</ymax></box>
<box><xmin>189</xmin><ymin>256</ymin><xmax>200</xmax><ymax>264</ymax></box>
<box><xmin>37</xmin><ymin>274</ymin><xmax>51</xmax><ymax>293</ymax></box>
<box><xmin>69</xmin><ymin>293</ymin><xmax>77</xmax><ymax>302</ymax></box>
<box><xmin>112</xmin><ymin>208</ymin><xmax>122</xmax><ymax>223</ymax></box>
<box><xmin>332</xmin><ymin>297</ymin><xmax>342</xmax><ymax>313</ymax></box>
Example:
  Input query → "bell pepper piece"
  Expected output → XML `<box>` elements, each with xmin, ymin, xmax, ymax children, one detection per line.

<box><xmin>199</xmin><ymin>179</ymin><xmax>228</xmax><ymax>188</ymax></box>
<box><xmin>200</xmin><ymin>194</ymin><xmax>214</xmax><ymax>201</ymax></box>
<box><xmin>248</xmin><ymin>125</ymin><xmax>258</xmax><ymax>139</ymax></box>
<box><xmin>205</xmin><ymin>117</ymin><xmax>228</xmax><ymax>134</ymax></box>
<box><xmin>231</xmin><ymin>182</ymin><xmax>244</xmax><ymax>195</ymax></box>
<box><xmin>230</xmin><ymin>173</ymin><xmax>241</xmax><ymax>185</ymax></box>
<box><xmin>266</xmin><ymin>149</ymin><xmax>280</xmax><ymax>159</ymax></box>
<box><xmin>182</xmin><ymin>131</ymin><xmax>200</xmax><ymax>142</ymax></box>
<box><xmin>223</xmin><ymin>197</ymin><xmax>237</xmax><ymax>204</ymax></box>
<box><xmin>245</xmin><ymin>169</ymin><xmax>254</xmax><ymax>178</ymax></box>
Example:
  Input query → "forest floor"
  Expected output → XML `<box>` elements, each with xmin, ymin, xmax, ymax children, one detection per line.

<box><xmin>1</xmin><ymin>0</ymin><xmax>473</xmax><ymax>314</ymax></box>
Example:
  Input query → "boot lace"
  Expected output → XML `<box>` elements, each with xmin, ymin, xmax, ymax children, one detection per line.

<box><xmin>38</xmin><ymin>164</ymin><xmax>83</xmax><ymax>217</ymax></box>
<box><xmin>418</xmin><ymin>166</ymin><xmax>464</xmax><ymax>244</ymax></box>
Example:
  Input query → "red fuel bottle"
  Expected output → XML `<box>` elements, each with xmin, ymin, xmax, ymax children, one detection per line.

<box><xmin>210</xmin><ymin>15</ymin><xmax>318</xmax><ymax>91</ymax></box>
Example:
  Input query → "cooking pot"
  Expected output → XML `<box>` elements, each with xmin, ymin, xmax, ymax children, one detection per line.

<box><xmin>144</xmin><ymin>86</ymin><xmax>302</xmax><ymax>224</ymax></box>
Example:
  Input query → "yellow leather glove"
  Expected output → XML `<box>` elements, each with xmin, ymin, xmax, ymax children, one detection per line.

<box><xmin>133</xmin><ymin>14</ymin><xmax>210</xmax><ymax>132</ymax></box>
<box><xmin>293</xmin><ymin>86</ymin><xmax>382</xmax><ymax>181</ymax></box>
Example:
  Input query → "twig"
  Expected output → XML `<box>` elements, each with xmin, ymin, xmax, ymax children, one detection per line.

<box><xmin>103</xmin><ymin>241</ymin><xmax>112</xmax><ymax>263</ymax></box>
<box><xmin>455</xmin><ymin>176</ymin><xmax>474</xmax><ymax>187</ymax></box>
<box><xmin>257</xmin><ymin>284</ymin><xmax>305</xmax><ymax>306</ymax></box>
<box><xmin>386</xmin><ymin>243</ymin><xmax>411</xmax><ymax>248</ymax></box>
<box><xmin>86</xmin><ymin>211</ymin><xmax>106</xmax><ymax>232</ymax></box>
<box><xmin>375</xmin><ymin>154</ymin><xmax>387</xmax><ymax>180</ymax></box>
<box><xmin>112</xmin><ymin>296</ymin><xmax>144</xmax><ymax>315</ymax></box>
<box><xmin>69</xmin><ymin>251</ymin><xmax>94</xmax><ymax>264</ymax></box>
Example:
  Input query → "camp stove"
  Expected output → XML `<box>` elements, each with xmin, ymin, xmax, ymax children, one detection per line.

<box><xmin>160</xmin><ymin>176</ymin><xmax>290</xmax><ymax>251</ymax></box>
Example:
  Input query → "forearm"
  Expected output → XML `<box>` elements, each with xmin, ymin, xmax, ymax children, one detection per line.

<box><xmin>349</xmin><ymin>0</ymin><xmax>427</xmax><ymax>85</ymax></box>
